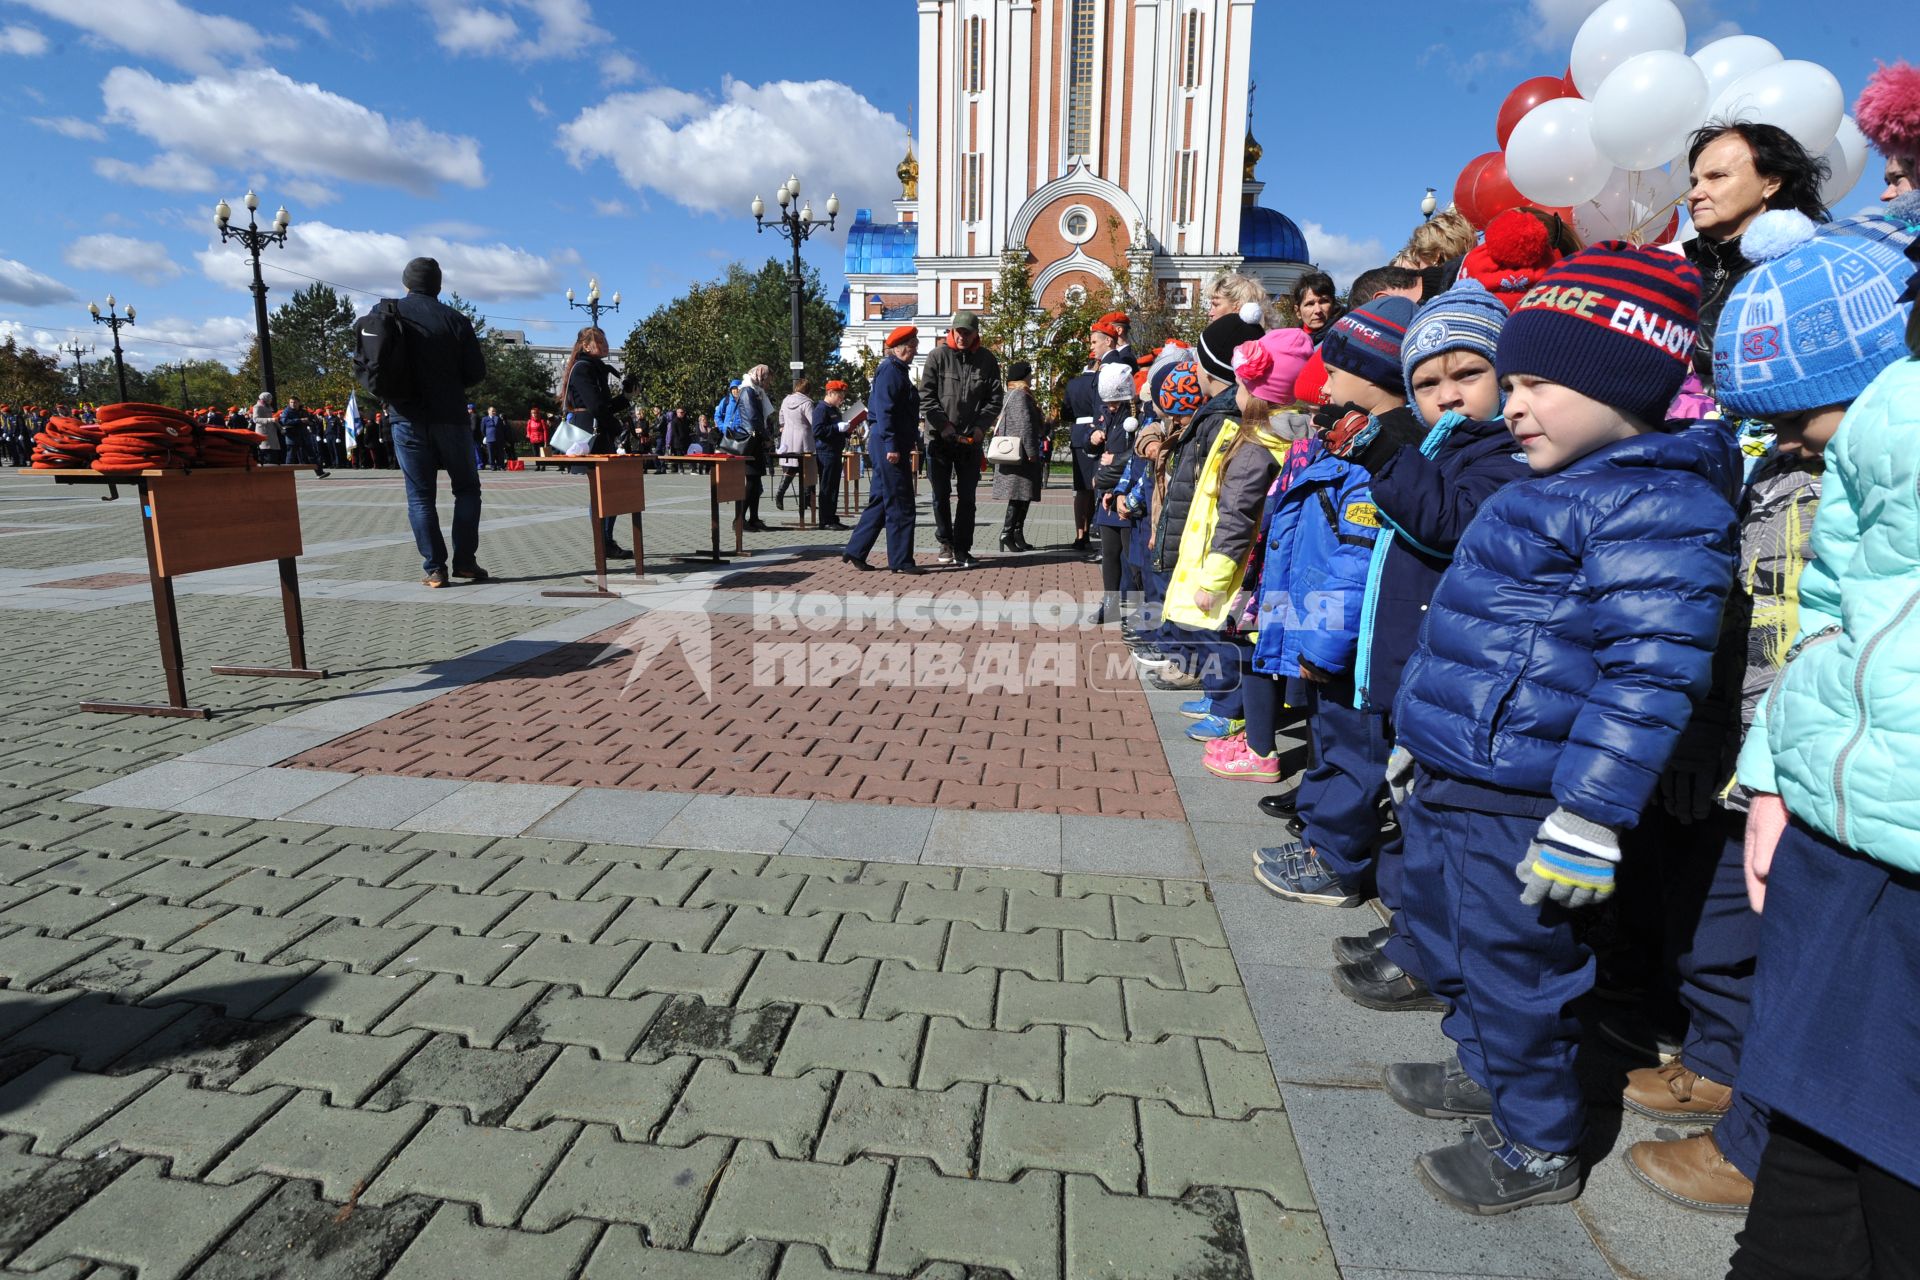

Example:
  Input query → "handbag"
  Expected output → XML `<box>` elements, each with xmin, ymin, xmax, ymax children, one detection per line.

<box><xmin>551</xmin><ymin>415</ymin><xmax>594</xmax><ymax>456</ymax></box>
<box><xmin>986</xmin><ymin>434</ymin><xmax>1025</xmax><ymax>463</ymax></box>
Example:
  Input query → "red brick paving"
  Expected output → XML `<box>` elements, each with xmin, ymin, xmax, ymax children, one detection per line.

<box><xmin>291</xmin><ymin>613</ymin><xmax>1181</xmax><ymax>819</ymax></box>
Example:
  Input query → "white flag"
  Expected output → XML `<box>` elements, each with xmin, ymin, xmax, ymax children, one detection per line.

<box><xmin>344</xmin><ymin>391</ymin><xmax>360</xmax><ymax>448</ymax></box>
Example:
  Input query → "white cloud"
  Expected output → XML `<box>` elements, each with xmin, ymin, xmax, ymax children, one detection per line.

<box><xmin>63</xmin><ymin>235</ymin><xmax>183</xmax><ymax>285</ymax></box>
<box><xmin>279</xmin><ymin>177</ymin><xmax>340</xmax><ymax>207</ymax></box>
<box><xmin>118</xmin><ymin>314</ymin><xmax>257</xmax><ymax>369</ymax></box>
<box><xmin>0</xmin><ymin>23</ymin><xmax>47</xmax><ymax>55</ymax></box>
<box><xmin>0</xmin><ymin>256</ymin><xmax>75</xmax><ymax>306</ymax></box>
<box><xmin>601</xmin><ymin>51</ymin><xmax>639</xmax><ymax>85</ymax></box>
<box><xmin>102</xmin><ymin>66</ymin><xmax>485</xmax><ymax>195</ymax></box>
<box><xmin>591</xmin><ymin>198</ymin><xmax>628</xmax><ymax>217</ymax></box>
<box><xmin>433</xmin><ymin>5</ymin><xmax>518</xmax><ymax>53</ymax></box>
<box><xmin>30</xmin><ymin>116</ymin><xmax>106</xmax><ymax>141</ymax></box>
<box><xmin>195</xmin><ymin>219</ymin><xmax>573</xmax><ymax>303</ymax></box>
<box><xmin>1299</xmin><ymin>221</ymin><xmax>1388</xmax><ymax>291</ymax></box>
<box><xmin>354</xmin><ymin>0</ymin><xmax>596</xmax><ymax>58</ymax></box>
<box><xmin>6</xmin><ymin>0</ymin><xmax>265</xmax><ymax>73</ymax></box>
<box><xmin>93</xmin><ymin>151</ymin><xmax>220</xmax><ymax>193</ymax></box>
<box><xmin>560</xmin><ymin>78</ymin><xmax>907</xmax><ymax>220</ymax></box>
<box><xmin>1525</xmin><ymin>0</ymin><xmax>1733</xmax><ymax>51</ymax></box>
<box><xmin>528</xmin><ymin>94</ymin><xmax>550</xmax><ymax>118</ymax></box>
<box><xmin>289</xmin><ymin>6</ymin><xmax>332</xmax><ymax>39</ymax></box>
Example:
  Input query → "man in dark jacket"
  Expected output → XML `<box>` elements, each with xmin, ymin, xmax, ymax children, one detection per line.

<box><xmin>385</xmin><ymin>256</ymin><xmax>488</xmax><ymax>587</ymax></box>
<box><xmin>1062</xmin><ymin>365</ymin><xmax>1105</xmax><ymax>552</ymax></box>
<box><xmin>812</xmin><ymin>380</ymin><xmax>851</xmax><ymax>529</ymax></box>
<box><xmin>845</xmin><ymin>327</ymin><xmax>923</xmax><ymax>573</ymax></box>
<box><xmin>917</xmin><ymin>311</ymin><xmax>1002</xmax><ymax>567</ymax></box>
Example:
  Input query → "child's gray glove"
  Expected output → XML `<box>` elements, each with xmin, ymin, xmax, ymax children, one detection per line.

<box><xmin>1385</xmin><ymin>747</ymin><xmax>1416</xmax><ymax>810</ymax></box>
<box><xmin>1516</xmin><ymin>808</ymin><xmax>1621</xmax><ymax>909</ymax></box>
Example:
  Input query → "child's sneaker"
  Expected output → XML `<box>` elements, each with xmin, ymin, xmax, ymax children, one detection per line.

<box><xmin>1253</xmin><ymin>845</ymin><xmax>1362</xmax><ymax>906</ymax></box>
<box><xmin>1177</xmin><ymin>697</ymin><xmax>1212</xmax><ymax>720</ymax></box>
<box><xmin>1416</xmin><ymin>1118</ymin><xmax>1583</xmax><ymax>1215</ymax></box>
<box><xmin>1203</xmin><ymin>737</ymin><xmax>1279</xmax><ymax>782</ymax></box>
<box><xmin>1185</xmin><ymin>714</ymin><xmax>1245</xmax><ymax>742</ymax></box>
<box><xmin>1385</xmin><ymin>1054</ymin><xmax>1493</xmax><ymax>1118</ymax></box>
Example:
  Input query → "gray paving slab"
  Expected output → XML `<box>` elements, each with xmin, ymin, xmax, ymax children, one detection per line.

<box><xmin>273</xmin><ymin>692</ymin><xmax>441</xmax><ymax>732</ymax></box>
<box><xmin>1242</xmin><ymin>961</ymin><xmax>1452</xmax><ymax>1089</ymax></box>
<box><xmin>282</xmin><ymin>774</ymin><xmax>471</xmax><ymax>828</ymax></box>
<box><xmin>172</xmin><ymin>766</ymin><xmax>356</xmax><ymax>820</ymax></box>
<box><xmin>1574</xmin><ymin>1109</ymin><xmax>1744</xmax><ymax>1280</ymax></box>
<box><xmin>176</xmin><ymin>727</ymin><xmax>340</xmax><ymax>767</ymax></box>
<box><xmin>1280</xmin><ymin>1083</ymin><xmax>1615</xmax><ymax>1280</ymax></box>
<box><xmin>399</xmin><ymin>782</ymin><xmax>578</xmax><ymax>837</ymax></box>
<box><xmin>1171</xmin><ymin>773</ymin><xmax>1274</xmax><ymax>826</ymax></box>
<box><xmin>69</xmin><ymin>762</ymin><xmax>258</xmax><ymax>812</ymax></box>
<box><xmin>650</xmin><ymin>794</ymin><xmax>813</xmax><ymax>854</ymax></box>
<box><xmin>783</xmin><ymin>802</ymin><xmax>932</xmax><ymax>864</ymax></box>
<box><xmin>525</xmin><ymin>788</ymin><xmax>692</xmax><ymax>846</ymax></box>
<box><xmin>1213</xmin><ymin>883</ymin><xmax>1364</xmax><ymax>970</ymax></box>
<box><xmin>921</xmin><ymin>811</ymin><xmax>1062</xmax><ymax>871</ymax></box>
<box><xmin>1059</xmin><ymin>816</ymin><xmax>1200</xmax><ymax>878</ymax></box>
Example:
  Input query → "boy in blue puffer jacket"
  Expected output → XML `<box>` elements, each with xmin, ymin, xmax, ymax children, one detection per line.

<box><xmin>1383</xmin><ymin>243</ymin><xmax>1740</xmax><ymax>1214</ymax></box>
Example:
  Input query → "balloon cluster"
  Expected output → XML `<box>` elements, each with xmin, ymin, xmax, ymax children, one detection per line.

<box><xmin>1450</xmin><ymin>0</ymin><xmax>1868</xmax><ymax>245</ymax></box>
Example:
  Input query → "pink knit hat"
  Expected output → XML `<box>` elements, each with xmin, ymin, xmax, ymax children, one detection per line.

<box><xmin>1233</xmin><ymin>328</ymin><xmax>1314</xmax><ymax>404</ymax></box>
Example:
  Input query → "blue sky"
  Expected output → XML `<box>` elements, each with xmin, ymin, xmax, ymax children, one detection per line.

<box><xmin>0</xmin><ymin>0</ymin><xmax>1898</xmax><ymax>371</ymax></box>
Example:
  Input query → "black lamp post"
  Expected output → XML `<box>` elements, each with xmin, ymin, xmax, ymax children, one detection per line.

<box><xmin>215</xmin><ymin>190</ymin><xmax>291</xmax><ymax>405</ymax></box>
<box><xmin>567</xmin><ymin>278</ymin><xmax>619</xmax><ymax>329</ymax></box>
<box><xmin>59</xmin><ymin>341</ymin><xmax>93</xmax><ymax>403</ymax></box>
<box><xmin>88</xmin><ymin>295</ymin><xmax>134</xmax><ymax>402</ymax></box>
<box><xmin>752</xmin><ymin>175</ymin><xmax>838</xmax><ymax>377</ymax></box>
<box><xmin>174</xmin><ymin>362</ymin><xmax>190</xmax><ymax>411</ymax></box>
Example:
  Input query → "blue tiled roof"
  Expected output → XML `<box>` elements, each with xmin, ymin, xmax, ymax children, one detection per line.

<box><xmin>844</xmin><ymin>208</ymin><xmax>916</xmax><ymax>276</ymax></box>
<box><xmin>1240</xmin><ymin>206</ymin><xmax>1310</xmax><ymax>263</ymax></box>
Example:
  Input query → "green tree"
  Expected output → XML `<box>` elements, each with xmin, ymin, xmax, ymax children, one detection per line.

<box><xmin>447</xmin><ymin>295</ymin><xmax>557</xmax><ymax>417</ymax></box>
<box><xmin>0</xmin><ymin>337</ymin><xmax>63</xmax><ymax>408</ymax></box>
<box><xmin>621</xmin><ymin>257</ymin><xmax>844</xmax><ymax>411</ymax></box>
<box><xmin>77</xmin><ymin>356</ymin><xmax>157</xmax><ymax>406</ymax></box>
<box><xmin>978</xmin><ymin>246</ymin><xmax>1040</xmax><ymax>369</ymax></box>
<box><xmin>239</xmin><ymin>282</ymin><xmax>357</xmax><ymax>407</ymax></box>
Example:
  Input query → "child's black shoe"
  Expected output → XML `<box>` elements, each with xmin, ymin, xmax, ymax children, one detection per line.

<box><xmin>1416</xmin><ymin>1119</ymin><xmax>1583</xmax><ymax>1215</ymax></box>
<box><xmin>1334</xmin><ymin>952</ymin><xmax>1445</xmax><ymax>1013</ymax></box>
<box><xmin>1384</xmin><ymin>1055</ymin><xmax>1492</xmax><ymax>1118</ymax></box>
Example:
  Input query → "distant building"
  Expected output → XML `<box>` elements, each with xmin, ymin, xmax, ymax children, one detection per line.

<box><xmin>491</xmin><ymin>330</ymin><xmax>622</xmax><ymax>382</ymax></box>
<box><xmin>839</xmin><ymin>0</ymin><xmax>1312</xmax><ymax>360</ymax></box>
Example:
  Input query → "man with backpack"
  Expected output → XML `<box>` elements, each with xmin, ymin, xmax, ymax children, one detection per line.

<box><xmin>358</xmin><ymin>256</ymin><xmax>487</xmax><ymax>588</ymax></box>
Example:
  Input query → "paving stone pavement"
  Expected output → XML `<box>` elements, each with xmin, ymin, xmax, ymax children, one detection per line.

<box><xmin>0</xmin><ymin>468</ymin><xmax>1740</xmax><ymax>1278</ymax></box>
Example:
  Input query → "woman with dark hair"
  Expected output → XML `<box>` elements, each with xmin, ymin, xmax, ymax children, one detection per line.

<box><xmin>560</xmin><ymin>324</ymin><xmax>632</xmax><ymax>556</ymax></box>
<box><xmin>1290</xmin><ymin>272</ymin><xmax>1341</xmax><ymax>345</ymax></box>
<box><xmin>1683</xmin><ymin>121</ymin><xmax>1832</xmax><ymax>382</ymax></box>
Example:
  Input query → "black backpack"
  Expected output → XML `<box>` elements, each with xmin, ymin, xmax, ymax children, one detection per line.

<box><xmin>352</xmin><ymin>299</ymin><xmax>413</xmax><ymax>402</ymax></box>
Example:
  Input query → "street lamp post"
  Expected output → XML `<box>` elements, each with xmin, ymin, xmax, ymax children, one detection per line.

<box><xmin>1421</xmin><ymin>187</ymin><xmax>1439</xmax><ymax>221</ymax></box>
<box><xmin>59</xmin><ymin>341</ymin><xmax>93</xmax><ymax>404</ymax></box>
<box><xmin>215</xmin><ymin>190</ymin><xmax>291</xmax><ymax>405</ymax></box>
<box><xmin>87</xmin><ymin>295</ymin><xmax>135</xmax><ymax>402</ymax></box>
<box><xmin>174</xmin><ymin>362</ymin><xmax>191</xmax><ymax>411</ymax></box>
<box><xmin>566</xmin><ymin>278</ymin><xmax>620</xmax><ymax>329</ymax></box>
<box><xmin>752</xmin><ymin>175</ymin><xmax>838</xmax><ymax>375</ymax></box>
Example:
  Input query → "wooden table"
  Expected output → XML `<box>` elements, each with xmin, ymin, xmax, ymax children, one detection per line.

<box><xmin>654</xmin><ymin>455</ymin><xmax>748</xmax><ymax>562</ymax></box>
<box><xmin>774</xmin><ymin>452</ymin><xmax>817</xmax><ymax>530</ymax></box>
<box><xmin>530</xmin><ymin>454</ymin><xmax>650</xmax><ymax>597</ymax></box>
<box><xmin>24</xmin><ymin>466</ymin><xmax>327</xmax><ymax>718</ymax></box>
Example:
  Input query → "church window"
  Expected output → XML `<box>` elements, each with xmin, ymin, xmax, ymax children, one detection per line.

<box><xmin>1065</xmin><ymin>0</ymin><xmax>1095</xmax><ymax>158</ymax></box>
<box><xmin>1182</xmin><ymin>11</ymin><xmax>1204</xmax><ymax>89</ymax></box>
<box><xmin>966</xmin><ymin>16</ymin><xmax>984</xmax><ymax>93</ymax></box>
<box><xmin>963</xmin><ymin>152</ymin><xmax>985</xmax><ymax>224</ymax></box>
<box><xmin>1175</xmin><ymin>150</ymin><xmax>1197</xmax><ymax>225</ymax></box>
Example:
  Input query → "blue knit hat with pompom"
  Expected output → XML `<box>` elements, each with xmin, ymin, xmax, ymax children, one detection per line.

<box><xmin>1711</xmin><ymin>197</ymin><xmax>1919</xmax><ymax>416</ymax></box>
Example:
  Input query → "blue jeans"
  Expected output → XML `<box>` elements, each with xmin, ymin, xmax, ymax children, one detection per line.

<box><xmin>392</xmin><ymin>417</ymin><xmax>481</xmax><ymax>574</ymax></box>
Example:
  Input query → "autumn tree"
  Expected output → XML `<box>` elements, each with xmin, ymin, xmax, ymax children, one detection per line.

<box><xmin>238</xmin><ymin>282</ymin><xmax>357</xmax><ymax>407</ymax></box>
<box><xmin>0</xmin><ymin>338</ymin><xmax>63</xmax><ymax>407</ymax></box>
<box><xmin>449</xmin><ymin>295</ymin><xmax>557</xmax><ymax>417</ymax></box>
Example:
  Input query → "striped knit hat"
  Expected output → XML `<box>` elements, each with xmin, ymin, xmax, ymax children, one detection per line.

<box><xmin>1320</xmin><ymin>296</ymin><xmax>1415</xmax><ymax>392</ymax></box>
<box><xmin>1495</xmin><ymin>241</ymin><xmax>1701</xmax><ymax>426</ymax></box>
<box><xmin>1401</xmin><ymin>280</ymin><xmax>1510</xmax><ymax>425</ymax></box>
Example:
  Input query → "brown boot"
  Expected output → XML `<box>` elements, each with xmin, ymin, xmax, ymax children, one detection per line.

<box><xmin>1622</xmin><ymin>1061</ymin><xmax>1733</xmax><ymax>1121</ymax></box>
<box><xmin>1624</xmin><ymin>1131</ymin><xmax>1753</xmax><ymax>1214</ymax></box>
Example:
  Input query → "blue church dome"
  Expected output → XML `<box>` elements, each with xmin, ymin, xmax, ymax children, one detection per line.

<box><xmin>1240</xmin><ymin>205</ymin><xmax>1310</xmax><ymax>263</ymax></box>
<box><xmin>844</xmin><ymin>208</ymin><xmax>917</xmax><ymax>276</ymax></box>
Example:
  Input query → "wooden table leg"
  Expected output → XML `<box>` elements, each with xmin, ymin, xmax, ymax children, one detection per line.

<box><xmin>632</xmin><ymin>512</ymin><xmax>645</xmax><ymax>580</ymax></box>
<box><xmin>84</xmin><ymin>478</ymin><xmax>211</xmax><ymax>718</ymax></box>
<box><xmin>210</xmin><ymin>556</ymin><xmax>330</xmax><ymax>679</ymax></box>
<box><xmin>544</xmin><ymin>478</ymin><xmax>621</xmax><ymax>597</ymax></box>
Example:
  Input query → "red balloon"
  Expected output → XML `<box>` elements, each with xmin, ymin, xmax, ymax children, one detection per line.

<box><xmin>1496</xmin><ymin>75</ymin><xmax>1578</xmax><ymax>150</ymax></box>
<box><xmin>1563</xmin><ymin>66</ymin><xmax>1579</xmax><ymax>96</ymax></box>
<box><xmin>1453</xmin><ymin>152</ymin><xmax>1499</xmax><ymax>227</ymax></box>
<box><xmin>1650</xmin><ymin>209</ymin><xmax>1681</xmax><ymax>246</ymax></box>
<box><xmin>1472</xmin><ymin>154</ymin><xmax>1528</xmax><ymax>227</ymax></box>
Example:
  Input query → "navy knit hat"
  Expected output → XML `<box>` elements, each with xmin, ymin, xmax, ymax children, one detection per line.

<box><xmin>1197</xmin><ymin>304</ymin><xmax>1265</xmax><ymax>380</ymax></box>
<box><xmin>1320</xmin><ymin>295</ymin><xmax>1416</xmax><ymax>393</ymax></box>
<box><xmin>1713</xmin><ymin>204</ymin><xmax>1918</xmax><ymax>417</ymax></box>
<box><xmin>1495</xmin><ymin>241</ymin><xmax>1701</xmax><ymax>426</ymax></box>
<box><xmin>1401</xmin><ymin>280</ymin><xmax>1509</xmax><ymax>424</ymax></box>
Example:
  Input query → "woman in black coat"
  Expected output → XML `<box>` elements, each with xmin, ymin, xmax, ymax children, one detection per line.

<box><xmin>562</xmin><ymin>325</ymin><xmax>631</xmax><ymax>556</ymax></box>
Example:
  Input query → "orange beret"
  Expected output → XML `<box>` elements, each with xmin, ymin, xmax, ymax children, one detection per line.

<box><xmin>885</xmin><ymin>325</ymin><xmax>919</xmax><ymax>348</ymax></box>
<box><xmin>825</xmin><ymin>380</ymin><xmax>848</xmax><ymax>392</ymax></box>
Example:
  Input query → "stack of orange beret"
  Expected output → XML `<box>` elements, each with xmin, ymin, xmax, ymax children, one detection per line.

<box><xmin>30</xmin><ymin>416</ymin><xmax>104</xmax><ymax>469</ymax></box>
<box><xmin>197</xmin><ymin>426</ymin><xmax>266</xmax><ymax>467</ymax></box>
<box><xmin>92</xmin><ymin>402</ymin><xmax>201</xmax><ymax>474</ymax></box>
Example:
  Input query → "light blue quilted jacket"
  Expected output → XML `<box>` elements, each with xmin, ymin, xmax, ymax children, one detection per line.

<box><xmin>1738</xmin><ymin>358</ymin><xmax>1920</xmax><ymax>872</ymax></box>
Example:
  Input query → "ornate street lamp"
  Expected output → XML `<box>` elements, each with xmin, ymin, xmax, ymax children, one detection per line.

<box><xmin>1421</xmin><ymin>187</ymin><xmax>1439</xmax><ymax>221</ymax></box>
<box><xmin>567</xmin><ymin>278</ymin><xmax>620</xmax><ymax>329</ymax></box>
<box><xmin>752</xmin><ymin>174</ymin><xmax>838</xmax><ymax>375</ymax></box>
<box><xmin>59</xmin><ymin>341</ymin><xmax>94</xmax><ymax>403</ymax></box>
<box><xmin>215</xmin><ymin>190</ymin><xmax>291</xmax><ymax>404</ymax></box>
<box><xmin>87</xmin><ymin>294</ymin><xmax>135</xmax><ymax>402</ymax></box>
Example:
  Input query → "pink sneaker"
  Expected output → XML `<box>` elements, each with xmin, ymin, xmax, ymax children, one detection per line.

<box><xmin>1204</xmin><ymin>736</ymin><xmax>1280</xmax><ymax>782</ymax></box>
<box><xmin>1202</xmin><ymin>733</ymin><xmax>1246</xmax><ymax>765</ymax></box>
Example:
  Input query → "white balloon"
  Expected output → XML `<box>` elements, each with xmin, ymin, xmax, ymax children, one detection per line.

<box><xmin>1691</xmin><ymin>34</ymin><xmax>1782</xmax><ymax>103</ymax></box>
<box><xmin>1569</xmin><ymin>0</ymin><xmax>1687</xmax><ymax>98</ymax></box>
<box><xmin>1818</xmin><ymin>115</ymin><xmax>1871</xmax><ymax>209</ymax></box>
<box><xmin>1591</xmin><ymin>50</ymin><xmax>1711</xmax><ymax>170</ymax></box>
<box><xmin>1709</xmin><ymin>60</ymin><xmax>1845</xmax><ymax>153</ymax></box>
<box><xmin>1506</xmin><ymin>98</ymin><xmax>1615</xmax><ymax>206</ymax></box>
<box><xmin>1575</xmin><ymin>167</ymin><xmax>1683</xmax><ymax>244</ymax></box>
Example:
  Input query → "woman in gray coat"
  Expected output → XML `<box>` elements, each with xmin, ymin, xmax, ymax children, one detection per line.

<box><xmin>990</xmin><ymin>361</ymin><xmax>1046</xmax><ymax>551</ymax></box>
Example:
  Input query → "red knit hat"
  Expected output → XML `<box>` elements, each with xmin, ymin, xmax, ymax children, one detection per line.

<box><xmin>884</xmin><ymin>324</ymin><xmax>919</xmax><ymax>348</ymax></box>
<box><xmin>1457</xmin><ymin>209</ymin><xmax>1562</xmax><ymax>310</ymax></box>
